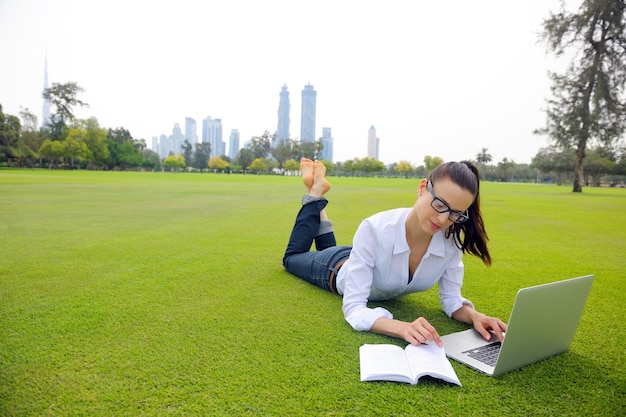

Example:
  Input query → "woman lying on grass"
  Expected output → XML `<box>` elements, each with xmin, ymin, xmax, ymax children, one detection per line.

<box><xmin>282</xmin><ymin>158</ymin><xmax>507</xmax><ymax>346</ymax></box>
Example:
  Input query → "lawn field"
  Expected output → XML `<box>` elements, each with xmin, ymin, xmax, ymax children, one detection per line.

<box><xmin>1</xmin><ymin>169</ymin><xmax>624</xmax><ymax>416</ymax></box>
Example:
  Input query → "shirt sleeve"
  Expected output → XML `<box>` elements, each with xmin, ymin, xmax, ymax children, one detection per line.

<box><xmin>341</xmin><ymin>219</ymin><xmax>394</xmax><ymax>331</ymax></box>
<box><xmin>437</xmin><ymin>248</ymin><xmax>475</xmax><ymax>317</ymax></box>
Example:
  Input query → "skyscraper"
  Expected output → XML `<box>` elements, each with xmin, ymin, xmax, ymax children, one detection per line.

<box><xmin>320</xmin><ymin>127</ymin><xmax>333</xmax><ymax>162</ymax></box>
<box><xmin>228</xmin><ymin>129</ymin><xmax>240</xmax><ymax>159</ymax></box>
<box><xmin>367</xmin><ymin>125</ymin><xmax>379</xmax><ymax>160</ymax></box>
<box><xmin>184</xmin><ymin>117</ymin><xmax>198</xmax><ymax>145</ymax></box>
<box><xmin>42</xmin><ymin>54</ymin><xmax>51</xmax><ymax>128</ymax></box>
<box><xmin>300</xmin><ymin>83</ymin><xmax>317</xmax><ymax>142</ymax></box>
<box><xmin>277</xmin><ymin>84</ymin><xmax>290</xmax><ymax>142</ymax></box>
<box><xmin>202</xmin><ymin>116</ymin><xmax>224</xmax><ymax>157</ymax></box>
<box><xmin>172</xmin><ymin>123</ymin><xmax>184</xmax><ymax>155</ymax></box>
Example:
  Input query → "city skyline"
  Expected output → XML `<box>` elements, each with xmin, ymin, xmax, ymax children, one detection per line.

<box><xmin>0</xmin><ymin>0</ymin><xmax>582</xmax><ymax>165</ymax></box>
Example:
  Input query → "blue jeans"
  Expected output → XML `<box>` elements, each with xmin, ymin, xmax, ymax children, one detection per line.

<box><xmin>282</xmin><ymin>198</ymin><xmax>352</xmax><ymax>293</ymax></box>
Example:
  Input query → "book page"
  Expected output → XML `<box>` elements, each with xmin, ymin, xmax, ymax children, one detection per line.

<box><xmin>404</xmin><ymin>343</ymin><xmax>461</xmax><ymax>386</ymax></box>
<box><xmin>360</xmin><ymin>344</ymin><xmax>412</xmax><ymax>383</ymax></box>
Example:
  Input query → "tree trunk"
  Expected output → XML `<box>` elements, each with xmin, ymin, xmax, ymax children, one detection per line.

<box><xmin>573</xmin><ymin>140</ymin><xmax>586</xmax><ymax>192</ymax></box>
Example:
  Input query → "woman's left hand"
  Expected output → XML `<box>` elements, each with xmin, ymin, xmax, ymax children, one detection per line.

<box><xmin>452</xmin><ymin>305</ymin><xmax>508</xmax><ymax>342</ymax></box>
<box><xmin>471</xmin><ymin>312</ymin><xmax>507</xmax><ymax>343</ymax></box>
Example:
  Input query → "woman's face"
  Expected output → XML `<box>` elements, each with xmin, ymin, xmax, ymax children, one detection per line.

<box><xmin>414</xmin><ymin>177</ymin><xmax>475</xmax><ymax>235</ymax></box>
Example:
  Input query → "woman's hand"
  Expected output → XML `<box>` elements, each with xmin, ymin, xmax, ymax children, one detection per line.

<box><xmin>404</xmin><ymin>317</ymin><xmax>443</xmax><ymax>346</ymax></box>
<box><xmin>370</xmin><ymin>316</ymin><xmax>443</xmax><ymax>346</ymax></box>
<box><xmin>452</xmin><ymin>305</ymin><xmax>507</xmax><ymax>342</ymax></box>
<box><xmin>471</xmin><ymin>312</ymin><xmax>507</xmax><ymax>343</ymax></box>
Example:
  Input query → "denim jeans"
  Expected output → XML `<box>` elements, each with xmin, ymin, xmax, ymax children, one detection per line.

<box><xmin>282</xmin><ymin>198</ymin><xmax>352</xmax><ymax>292</ymax></box>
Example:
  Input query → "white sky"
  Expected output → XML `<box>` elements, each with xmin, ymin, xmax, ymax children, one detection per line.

<box><xmin>0</xmin><ymin>0</ymin><xmax>579</xmax><ymax>165</ymax></box>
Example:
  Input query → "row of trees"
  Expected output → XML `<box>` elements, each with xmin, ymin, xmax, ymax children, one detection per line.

<box><xmin>1</xmin><ymin>96</ymin><xmax>625</xmax><ymax>185</ymax></box>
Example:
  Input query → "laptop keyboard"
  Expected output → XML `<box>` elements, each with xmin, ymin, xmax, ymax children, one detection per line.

<box><xmin>463</xmin><ymin>342</ymin><xmax>502</xmax><ymax>367</ymax></box>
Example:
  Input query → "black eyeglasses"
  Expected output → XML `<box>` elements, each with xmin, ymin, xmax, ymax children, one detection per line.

<box><xmin>427</xmin><ymin>180</ymin><xmax>469</xmax><ymax>224</ymax></box>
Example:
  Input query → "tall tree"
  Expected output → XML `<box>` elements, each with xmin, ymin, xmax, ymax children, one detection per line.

<box><xmin>181</xmin><ymin>140</ymin><xmax>193</xmax><ymax>167</ymax></box>
<box><xmin>192</xmin><ymin>142</ymin><xmax>211</xmax><ymax>171</ymax></box>
<box><xmin>42</xmin><ymin>82</ymin><xmax>88</xmax><ymax>140</ymax></box>
<box><xmin>0</xmin><ymin>105</ymin><xmax>22</xmax><ymax>162</ymax></box>
<box><xmin>235</xmin><ymin>148</ymin><xmax>254</xmax><ymax>173</ymax></box>
<box><xmin>249</xmin><ymin>131</ymin><xmax>273</xmax><ymax>159</ymax></box>
<box><xmin>537</xmin><ymin>0</ymin><xmax>626</xmax><ymax>192</ymax></box>
<box><xmin>18</xmin><ymin>108</ymin><xmax>42</xmax><ymax>163</ymax></box>
<box><xmin>475</xmin><ymin>148</ymin><xmax>493</xmax><ymax>165</ymax></box>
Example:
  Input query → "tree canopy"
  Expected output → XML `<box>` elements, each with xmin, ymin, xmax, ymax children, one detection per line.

<box><xmin>537</xmin><ymin>0</ymin><xmax>626</xmax><ymax>192</ymax></box>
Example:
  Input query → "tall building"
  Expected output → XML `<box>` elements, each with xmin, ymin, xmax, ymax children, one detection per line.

<box><xmin>276</xmin><ymin>84</ymin><xmax>290</xmax><ymax>142</ymax></box>
<box><xmin>184</xmin><ymin>117</ymin><xmax>198</xmax><ymax>145</ymax></box>
<box><xmin>42</xmin><ymin>54</ymin><xmax>51</xmax><ymax>128</ymax></box>
<box><xmin>158</xmin><ymin>134</ymin><xmax>169</xmax><ymax>158</ymax></box>
<box><xmin>319</xmin><ymin>127</ymin><xmax>333</xmax><ymax>162</ymax></box>
<box><xmin>202</xmin><ymin>116</ymin><xmax>225</xmax><ymax>157</ymax></box>
<box><xmin>228</xmin><ymin>129</ymin><xmax>240</xmax><ymax>159</ymax></box>
<box><xmin>172</xmin><ymin>123</ymin><xmax>184</xmax><ymax>155</ymax></box>
<box><xmin>367</xmin><ymin>125</ymin><xmax>379</xmax><ymax>160</ymax></box>
<box><xmin>300</xmin><ymin>83</ymin><xmax>317</xmax><ymax>142</ymax></box>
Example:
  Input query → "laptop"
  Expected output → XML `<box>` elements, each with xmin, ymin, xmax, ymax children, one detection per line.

<box><xmin>440</xmin><ymin>274</ymin><xmax>594</xmax><ymax>376</ymax></box>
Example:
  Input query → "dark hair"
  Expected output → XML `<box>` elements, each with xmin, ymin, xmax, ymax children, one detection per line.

<box><xmin>428</xmin><ymin>161</ymin><xmax>491</xmax><ymax>266</ymax></box>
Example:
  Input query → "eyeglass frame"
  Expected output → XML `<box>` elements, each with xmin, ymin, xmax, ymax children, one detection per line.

<box><xmin>426</xmin><ymin>180</ymin><xmax>470</xmax><ymax>224</ymax></box>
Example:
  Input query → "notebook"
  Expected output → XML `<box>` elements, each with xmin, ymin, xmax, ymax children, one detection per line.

<box><xmin>440</xmin><ymin>274</ymin><xmax>594</xmax><ymax>376</ymax></box>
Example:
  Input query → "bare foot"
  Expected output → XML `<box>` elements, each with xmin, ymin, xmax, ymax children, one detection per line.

<box><xmin>310</xmin><ymin>160</ymin><xmax>331</xmax><ymax>197</ymax></box>
<box><xmin>300</xmin><ymin>158</ymin><xmax>314</xmax><ymax>192</ymax></box>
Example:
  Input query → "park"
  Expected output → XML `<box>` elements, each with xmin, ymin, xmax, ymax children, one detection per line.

<box><xmin>1</xmin><ymin>169</ymin><xmax>624</xmax><ymax>416</ymax></box>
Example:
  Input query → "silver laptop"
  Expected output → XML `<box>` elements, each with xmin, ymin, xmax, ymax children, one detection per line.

<box><xmin>440</xmin><ymin>274</ymin><xmax>594</xmax><ymax>376</ymax></box>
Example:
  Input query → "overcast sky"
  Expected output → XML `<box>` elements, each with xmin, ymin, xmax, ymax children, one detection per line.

<box><xmin>0</xmin><ymin>0</ymin><xmax>580</xmax><ymax>165</ymax></box>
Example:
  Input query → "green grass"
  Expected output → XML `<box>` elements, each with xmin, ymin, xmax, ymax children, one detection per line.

<box><xmin>0</xmin><ymin>169</ymin><xmax>624</xmax><ymax>416</ymax></box>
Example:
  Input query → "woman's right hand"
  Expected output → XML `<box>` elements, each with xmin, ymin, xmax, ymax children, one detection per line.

<box><xmin>370</xmin><ymin>316</ymin><xmax>443</xmax><ymax>346</ymax></box>
<box><xmin>403</xmin><ymin>317</ymin><xmax>443</xmax><ymax>346</ymax></box>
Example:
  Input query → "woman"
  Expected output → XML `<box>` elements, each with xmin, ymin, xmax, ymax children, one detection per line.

<box><xmin>283</xmin><ymin>158</ymin><xmax>507</xmax><ymax>346</ymax></box>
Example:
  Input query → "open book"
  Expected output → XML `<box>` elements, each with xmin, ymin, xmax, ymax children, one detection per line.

<box><xmin>360</xmin><ymin>343</ymin><xmax>461</xmax><ymax>386</ymax></box>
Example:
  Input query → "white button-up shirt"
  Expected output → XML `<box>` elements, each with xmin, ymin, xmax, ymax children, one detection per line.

<box><xmin>336</xmin><ymin>208</ymin><xmax>474</xmax><ymax>331</ymax></box>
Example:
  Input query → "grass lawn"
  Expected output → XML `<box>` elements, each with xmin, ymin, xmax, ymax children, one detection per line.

<box><xmin>0</xmin><ymin>169</ymin><xmax>624</xmax><ymax>416</ymax></box>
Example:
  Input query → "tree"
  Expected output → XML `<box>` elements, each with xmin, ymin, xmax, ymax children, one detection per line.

<box><xmin>181</xmin><ymin>140</ymin><xmax>193</xmax><ymax>167</ymax></box>
<box><xmin>283</xmin><ymin>159</ymin><xmax>299</xmax><ymax>172</ymax></box>
<box><xmin>300</xmin><ymin>141</ymin><xmax>319</xmax><ymax>160</ymax></box>
<box><xmin>19</xmin><ymin>108</ymin><xmax>42</xmax><ymax>163</ymax></box>
<box><xmin>353</xmin><ymin>157</ymin><xmax>385</xmax><ymax>177</ymax></box>
<box><xmin>394</xmin><ymin>160</ymin><xmax>414</xmax><ymax>178</ymax></box>
<box><xmin>79</xmin><ymin>118</ymin><xmax>109</xmax><ymax>169</ymax></box>
<box><xmin>475</xmin><ymin>148</ymin><xmax>492</xmax><ymax>165</ymax></box>
<box><xmin>62</xmin><ymin>132</ymin><xmax>88</xmax><ymax>168</ymax></box>
<box><xmin>235</xmin><ymin>148</ymin><xmax>254</xmax><ymax>173</ymax></box>
<box><xmin>584</xmin><ymin>146</ymin><xmax>616</xmax><ymax>185</ymax></box>
<box><xmin>537</xmin><ymin>0</ymin><xmax>626</xmax><ymax>192</ymax></box>
<box><xmin>107</xmin><ymin>127</ymin><xmax>132</xmax><ymax>144</ymax></box>
<box><xmin>142</xmin><ymin>149</ymin><xmax>161</xmax><ymax>170</ymax></box>
<box><xmin>208</xmin><ymin>156</ymin><xmax>229</xmax><ymax>172</ymax></box>
<box><xmin>192</xmin><ymin>142</ymin><xmax>211</xmax><ymax>171</ymax></box>
<box><xmin>0</xmin><ymin>105</ymin><xmax>22</xmax><ymax>162</ymax></box>
<box><xmin>424</xmin><ymin>155</ymin><xmax>444</xmax><ymax>173</ymax></box>
<box><xmin>495</xmin><ymin>158</ymin><xmax>516</xmax><ymax>182</ymax></box>
<box><xmin>39</xmin><ymin>139</ymin><xmax>65</xmax><ymax>168</ymax></box>
<box><xmin>531</xmin><ymin>146</ymin><xmax>576</xmax><ymax>184</ymax></box>
<box><xmin>249</xmin><ymin>131</ymin><xmax>273</xmax><ymax>159</ymax></box>
<box><xmin>42</xmin><ymin>82</ymin><xmax>87</xmax><ymax>141</ymax></box>
<box><xmin>271</xmin><ymin>138</ymin><xmax>300</xmax><ymax>168</ymax></box>
<box><xmin>248</xmin><ymin>157</ymin><xmax>269</xmax><ymax>173</ymax></box>
<box><xmin>163</xmin><ymin>154</ymin><xmax>185</xmax><ymax>171</ymax></box>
